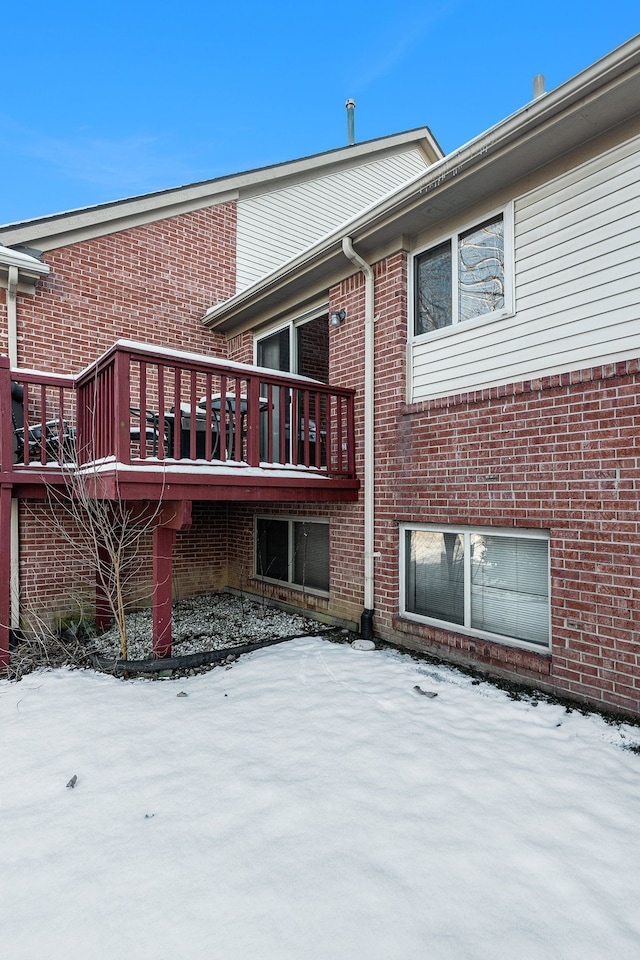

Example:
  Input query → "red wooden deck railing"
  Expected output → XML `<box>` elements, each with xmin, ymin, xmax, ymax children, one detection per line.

<box><xmin>0</xmin><ymin>355</ymin><xmax>76</xmax><ymax>470</ymax></box>
<box><xmin>2</xmin><ymin>342</ymin><xmax>356</xmax><ymax>479</ymax></box>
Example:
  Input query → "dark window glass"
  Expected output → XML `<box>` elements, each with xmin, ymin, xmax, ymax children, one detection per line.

<box><xmin>256</xmin><ymin>518</ymin><xmax>289</xmax><ymax>581</ymax></box>
<box><xmin>257</xmin><ymin>518</ymin><xmax>330</xmax><ymax>593</ymax></box>
<box><xmin>414</xmin><ymin>241</ymin><xmax>452</xmax><ymax>334</ymax></box>
<box><xmin>257</xmin><ymin>328</ymin><xmax>290</xmax><ymax>371</ymax></box>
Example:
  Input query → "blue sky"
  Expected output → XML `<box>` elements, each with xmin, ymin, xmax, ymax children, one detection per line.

<box><xmin>1</xmin><ymin>1</ymin><xmax>638</xmax><ymax>226</ymax></box>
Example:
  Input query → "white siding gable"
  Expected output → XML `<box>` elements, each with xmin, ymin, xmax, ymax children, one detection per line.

<box><xmin>411</xmin><ymin>134</ymin><xmax>640</xmax><ymax>401</ymax></box>
<box><xmin>236</xmin><ymin>149</ymin><xmax>427</xmax><ymax>291</ymax></box>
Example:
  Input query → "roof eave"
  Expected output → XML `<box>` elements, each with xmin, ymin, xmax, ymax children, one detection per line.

<box><xmin>0</xmin><ymin>128</ymin><xmax>442</xmax><ymax>251</ymax></box>
<box><xmin>202</xmin><ymin>33</ymin><xmax>640</xmax><ymax>334</ymax></box>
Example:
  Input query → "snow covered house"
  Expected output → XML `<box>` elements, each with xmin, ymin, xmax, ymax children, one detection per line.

<box><xmin>2</xmin><ymin>35</ymin><xmax>640</xmax><ymax>716</ymax></box>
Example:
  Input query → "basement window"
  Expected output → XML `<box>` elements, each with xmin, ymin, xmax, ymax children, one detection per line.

<box><xmin>401</xmin><ymin>524</ymin><xmax>550</xmax><ymax>649</ymax></box>
<box><xmin>255</xmin><ymin>517</ymin><xmax>329</xmax><ymax>594</ymax></box>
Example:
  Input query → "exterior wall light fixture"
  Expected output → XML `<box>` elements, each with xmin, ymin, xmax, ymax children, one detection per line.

<box><xmin>329</xmin><ymin>309</ymin><xmax>346</xmax><ymax>328</ymax></box>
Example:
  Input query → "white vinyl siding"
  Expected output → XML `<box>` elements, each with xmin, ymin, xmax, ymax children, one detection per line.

<box><xmin>411</xmin><ymin>134</ymin><xmax>640</xmax><ymax>402</ymax></box>
<box><xmin>237</xmin><ymin>150</ymin><xmax>427</xmax><ymax>290</ymax></box>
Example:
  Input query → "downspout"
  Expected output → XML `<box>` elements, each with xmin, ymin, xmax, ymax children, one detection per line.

<box><xmin>7</xmin><ymin>266</ymin><xmax>18</xmax><ymax>366</ymax></box>
<box><xmin>341</xmin><ymin>237</ymin><xmax>375</xmax><ymax>640</ymax></box>
<box><xmin>6</xmin><ymin>267</ymin><xmax>19</xmax><ymax>633</ymax></box>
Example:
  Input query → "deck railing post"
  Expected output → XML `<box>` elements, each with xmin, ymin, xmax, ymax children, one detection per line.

<box><xmin>75</xmin><ymin>381</ymin><xmax>87</xmax><ymax>464</ymax></box>
<box><xmin>246</xmin><ymin>376</ymin><xmax>261</xmax><ymax>467</ymax></box>
<box><xmin>347</xmin><ymin>393</ymin><xmax>356</xmax><ymax>475</ymax></box>
<box><xmin>113</xmin><ymin>347</ymin><xmax>131</xmax><ymax>465</ymax></box>
<box><xmin>0</xmin><ymin>356</ymin><xmax>13</xmax><ymax>475</ymax></box>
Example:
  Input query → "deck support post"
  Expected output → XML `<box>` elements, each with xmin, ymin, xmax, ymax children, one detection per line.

<box><xmin>149</xmin><ymin>502</ymin><xmax>191</xmax><ymax>659</ymax></box>
<box><xmin>152</xmin><ymin>525</ymin><xmax>175</xmax><ymax>659</ymax></box>
<box><xmin>0</xmin><ymin>484</ymin><xmax>12</xmax><ymax>670</ymax></box>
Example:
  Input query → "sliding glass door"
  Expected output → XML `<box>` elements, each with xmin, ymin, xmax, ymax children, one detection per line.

<box><xmin>256</xmin><ymin>316</ymin><xmax>328</xmax><ymax>463</ymax></box>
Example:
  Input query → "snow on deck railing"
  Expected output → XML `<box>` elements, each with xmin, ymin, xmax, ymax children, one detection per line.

<box><xmin>3</xmin><ymin>342</ymin><xmax>355</xmax><ymax>478</ymax></box>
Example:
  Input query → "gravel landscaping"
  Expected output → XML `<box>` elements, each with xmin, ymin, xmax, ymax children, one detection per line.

<box><xmin>97</xmin><ymin>592</ymin><xmax>332</xmax><ymax>661</ymax></box>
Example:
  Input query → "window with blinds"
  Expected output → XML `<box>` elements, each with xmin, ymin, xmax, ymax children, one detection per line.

<box><xmin>402</xmin><ymin>525</ymin><xmax>550</xmax><ymax>648</ymax></box>
<box><xmin>256</xmin><ymin>517</ymin><xmax>329</xmax><ymax>594</ymax></box>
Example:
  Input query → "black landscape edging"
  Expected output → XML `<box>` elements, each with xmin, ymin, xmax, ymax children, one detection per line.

<box><xmin>93</xmin><ymin>627</ymin><xmax>338</xmax><ymax>675</ymax></box>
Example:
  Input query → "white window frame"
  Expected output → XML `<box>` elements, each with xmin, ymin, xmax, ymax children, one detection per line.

<box><xmin>254</xmin><ymin>515</ymin><xmax>330</xmax><ymax>597</ymax></box>
<box><xmin>253</xmin><ymin>306</ymin><xmax>329</xmax><ymax>372</ymax></box>
<box><xmin>400</xmin><ymin>522</ymin><xmax>551</xmax><ymax>652</ymax></box>
<box><xmin>409</xmin><ymin>204</ymin><xmax>515</xmax><ymax>344</ymax></box>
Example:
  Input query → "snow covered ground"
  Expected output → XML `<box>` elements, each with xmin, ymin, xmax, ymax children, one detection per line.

<box><xmin>1</xmin><ymin>635</ymin><xmax>639</xmax><ymax>960</ymax></box>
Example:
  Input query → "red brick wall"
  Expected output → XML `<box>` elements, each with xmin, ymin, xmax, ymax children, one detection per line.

<box><xmin>15</xmin><ymin>204</ymin><xmax>236</xmax><ymax>371</ymax></box>
<box><xmin>173</xmin><ymin>502</ymin><xmax>230</xmax><ymax>599</ymax></box>
<box><xmin>400</xmin><ymin>363</ymin><xmax>639</xmax><ymax>709</ymax></box>
<box><xmin>19</xmin><ymin>503</ymin><xmax>96</xmax><ymax>630</ymax></box>
<box><xmin>297</xmin><ymin>314</ymin><xmax>329</xmax><ymax>382</ymax></box>
<box><xmin>227</xmin><ymin>331</ymin><xmax>254</xmax><ymax>365</ymax></box>
<box><xmin>323</xmin><ymin>251</ymin><xmax>640</xmax><ymax>716</ymax></box>
<box><xmin>18</xmin><ymin>500</ymin><xmax>232</xmax><ymax>630</ymax></box>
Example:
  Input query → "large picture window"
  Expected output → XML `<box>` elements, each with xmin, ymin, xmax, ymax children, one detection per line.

<box><xmin>256</xmin><ymin>517</ymin><xmax>329</xmax><ymax>594</ymax></box>
<box><xmin>414</xmin><ymin>212</ymin><xmax>508</xmax><ymax>336</ymax></box>
<box><xmin>402</xmin><ymin>525</ymin><xmax>550</xmax><ymax>648</ymax></box>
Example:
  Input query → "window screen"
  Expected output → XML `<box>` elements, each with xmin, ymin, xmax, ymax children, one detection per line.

<box><xmin>293</xmin><ymin>522</ymin><xmax>329</xmax><ymax>592</ymax></box>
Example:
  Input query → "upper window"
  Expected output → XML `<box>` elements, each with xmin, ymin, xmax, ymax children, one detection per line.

<box><xmin>414</xmin><ymin>213</ymin><xmax>508</xmax><ymax>336</ymax></box>
<box><xmin>255</xmin><ymin>314</ymin><xmax>329</xmax><ymax>382</ymax></box>
<box><xmin>401</xmin><ymin>524</ymin><xmax>550</xmax><ymax>649</ymax></box>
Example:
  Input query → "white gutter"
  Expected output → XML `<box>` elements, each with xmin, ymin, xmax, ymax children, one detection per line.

<box><xmin>342</xmin><ymin>237</ymin><xmax>376</xmax><ymax>639</ymax></box>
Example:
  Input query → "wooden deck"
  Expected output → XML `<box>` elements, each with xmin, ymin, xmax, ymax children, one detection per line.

<box><xmin>1</xmin><ymin>340</ymin><xmax>359</xmax><ymax>501</ymax></box>
<box><xmin>0</xmin><ymin>342</ymin><xmax>359</xmax><ymax>668</ymax></box>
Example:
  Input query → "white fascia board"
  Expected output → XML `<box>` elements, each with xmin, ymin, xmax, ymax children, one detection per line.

<box><xmin>202</xmin><ymin>33</ymin><xmax>640</xmax><ymax>332</ymax></box>
<box><xmin>0</xmin><ymin>129</ymin><xmax>440</xmax><ymax>251</ymax></box>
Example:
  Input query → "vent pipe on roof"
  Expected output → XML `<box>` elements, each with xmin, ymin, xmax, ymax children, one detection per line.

<box><xmin>345</xmin><ymin>99</ymin><xmax>356</xmax><ymax>145</ymax></box>
<box><xmin>533</xmin><ymin>74</ymin><xmax>546</xmax><ymax>98</ymax></box>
